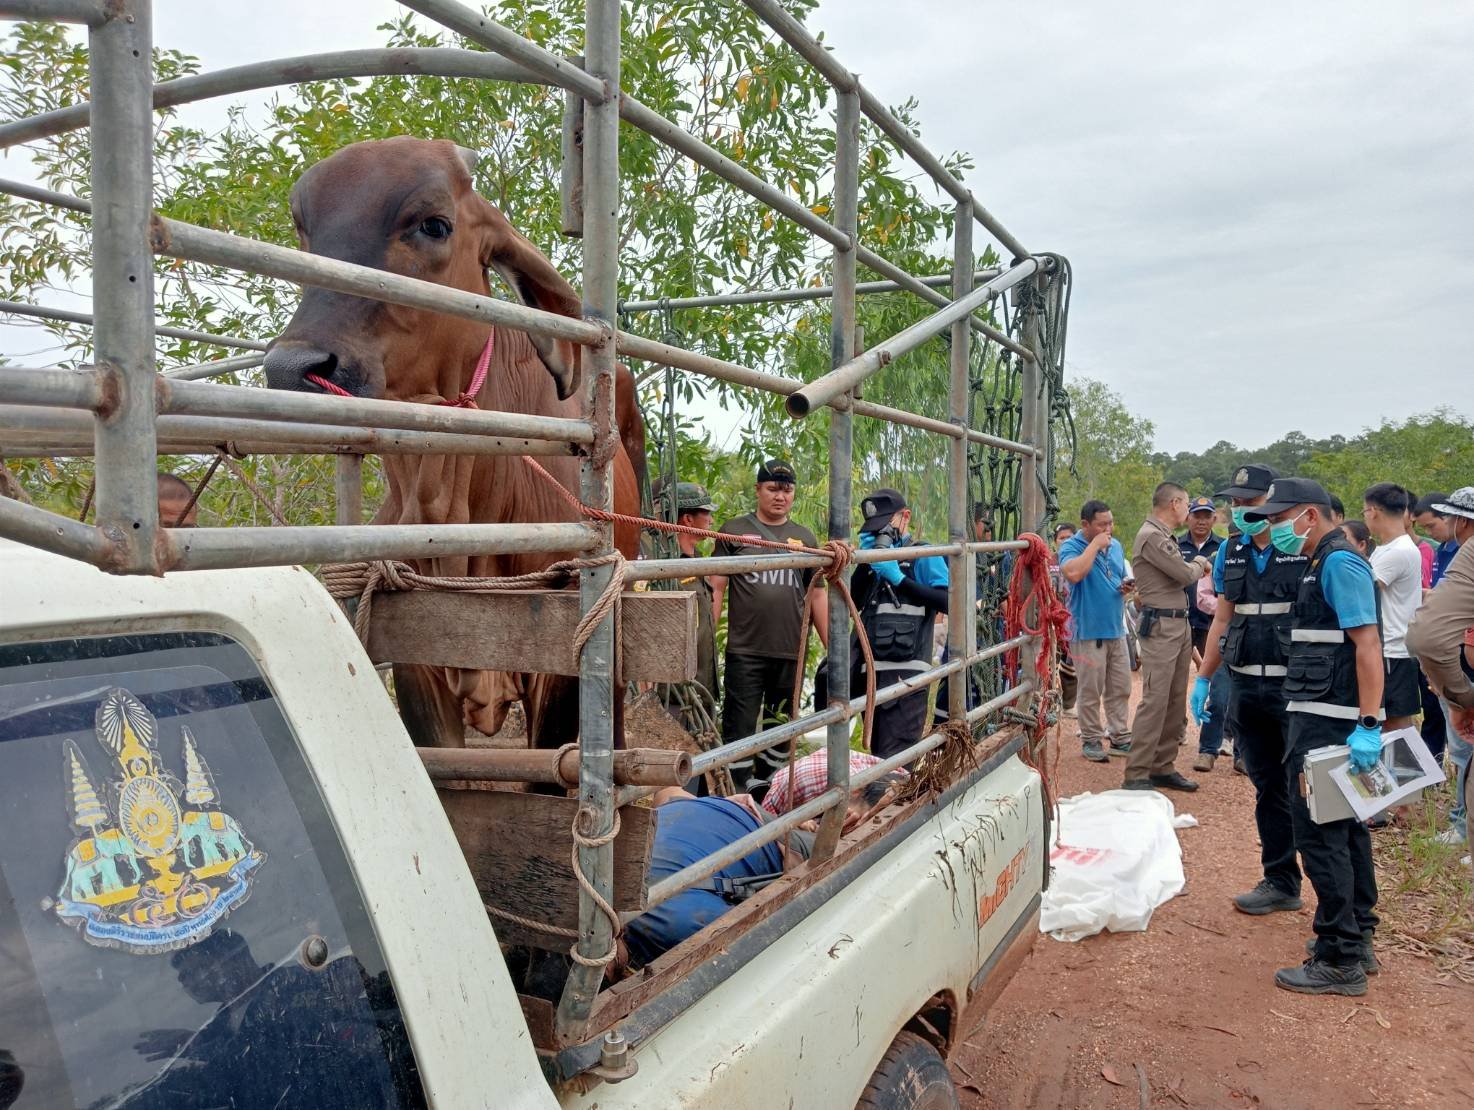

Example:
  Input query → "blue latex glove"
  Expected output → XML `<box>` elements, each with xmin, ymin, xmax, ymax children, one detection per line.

<box><xmin>873</xmin><ymin>559</ymin><xmax>903</xmax><ymax>586</ymax></box>
<box><xmin>1347</xmin><ymin>723</ymin><xmax>1382</xmax><ymax>774</ymax></box>
<box><xmin>1189</xmin><ymin>675</ymin><xmax>1211</xmax><ymax>725</ymax></box>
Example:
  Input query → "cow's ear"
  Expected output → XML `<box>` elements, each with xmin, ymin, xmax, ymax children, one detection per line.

<box><xmin>467</xmin><ymin>193</ymin><xmax>583</xmax><ymax>401</ymax></box>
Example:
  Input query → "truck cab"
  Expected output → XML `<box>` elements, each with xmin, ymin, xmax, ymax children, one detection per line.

<box><xmin>0</xmin><ymin>537</ymin><xmax>1044</xmax><ymax>1108</ymax></box>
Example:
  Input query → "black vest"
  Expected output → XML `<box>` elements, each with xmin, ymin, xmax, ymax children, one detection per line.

<box><xmin>1220</xmin><ymin>534</ymin><xmax>1308</xmax><ymax>672</ymax></box>
<box><xmin>1282</xmin><ymin>530</ymin><xmax>1382</xmax><ymax>723</ymax></box>
<box><xmin>852</xmin><ymin>562</ymin><xmax>937</xmax><ymax>674</ymax></box>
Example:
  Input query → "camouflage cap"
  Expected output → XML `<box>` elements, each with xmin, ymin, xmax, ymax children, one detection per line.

<box><xmin>674</xmin><ymin>481</ymin><xmax>716</xmax><ymax>513</ymax></box>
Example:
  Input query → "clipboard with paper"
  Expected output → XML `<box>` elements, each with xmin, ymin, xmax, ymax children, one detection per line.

<box><xmin>1303</xmin><ymin>726</ymin><xmax>1446</xmax><ymax>824</ymax></box>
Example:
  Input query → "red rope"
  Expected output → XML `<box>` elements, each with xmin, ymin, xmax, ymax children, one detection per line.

<box><xmin>1002</xmin><ymin>532</ymin><xmax>1072</xmax><ymax>799</ymax></box>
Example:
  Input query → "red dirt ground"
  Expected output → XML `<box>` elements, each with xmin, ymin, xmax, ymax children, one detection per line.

<box><xmin>953</xmin><ymin>685</ymin><xmax>1474</xmax><ymax>1109</ymax></box>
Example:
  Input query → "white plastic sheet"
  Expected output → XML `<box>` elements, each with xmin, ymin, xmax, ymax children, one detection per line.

<box><xmin>1040</xmin><ymin>789</ymin><xmax>1188</xmax><ymax>942</ymax></box>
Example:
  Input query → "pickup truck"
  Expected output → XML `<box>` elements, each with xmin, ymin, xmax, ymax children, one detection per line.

<box><xmin>0</xmin><ymin>535</ymin><xmax>1046</xmax><ymax>1109</ymax></box>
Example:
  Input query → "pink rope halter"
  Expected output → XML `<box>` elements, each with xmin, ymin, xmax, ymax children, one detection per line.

<box><xmin>305</xmin><ymin>331</ymin><xmax>494</xmax><ymax>408</ymax></box>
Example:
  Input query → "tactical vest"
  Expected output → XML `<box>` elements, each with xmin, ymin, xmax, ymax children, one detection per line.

<box><xmin>852</xmin><ymin>562</ymin><xmax>937</xmax><ymax>675</ymax></box>
<box><xmin>1220</xmin><ymin>534</ymin><xmax>1307</xmax><ymax>678</ymax></box>
<box><xmin>1282</xmin><ymin>530</ymin><xmax>1384</xmax><ymax>724</ymax></box>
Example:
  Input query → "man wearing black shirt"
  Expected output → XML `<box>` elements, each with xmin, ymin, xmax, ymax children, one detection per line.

<box><xmin>712</xmin><ymin>460</ymin><xmax>829</xmax><ymax>790</ymax></box>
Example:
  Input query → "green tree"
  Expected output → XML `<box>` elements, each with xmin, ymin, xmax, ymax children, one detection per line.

<box><xmin>1055</xmin><ymin>376</ymin><xmax>1162</xmax><ymax>532</ymax></box>
<box><xmin>1302</xmin><ymin>410</ymin><xmax>1474</xmax><ymax>511</ymax></box>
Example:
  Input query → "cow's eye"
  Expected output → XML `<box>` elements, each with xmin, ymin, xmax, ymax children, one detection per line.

<box><xmin>419</xmin><ymin>217</ymin><xmax>453</xmax><ymax>240</ymax></box>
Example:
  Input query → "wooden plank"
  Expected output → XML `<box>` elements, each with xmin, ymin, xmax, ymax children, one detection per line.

<box><xmin>366</xmin><ymin>589</ymin><xmax>696</xmax><ymax>682</ymax></box>
<box><xmin>436</xmin><ymin>786</ymin><xmax>656</xmax><ymax>951</ymax></box>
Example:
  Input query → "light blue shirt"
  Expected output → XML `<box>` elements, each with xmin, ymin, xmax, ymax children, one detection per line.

<box><xmin>1320</xmin><ymin>549</ymin><xmax>1379</xmax><ymax>629</ymax></box>
<box><xmin>1212</xmin><ymin>538</ymin><xmax>1273</xmax><ymax>593</ymax></box>
<box><xmin>1057</xmin><ymin>532</ymin><xmax>1126</xmax><ymax>640</ymax></box>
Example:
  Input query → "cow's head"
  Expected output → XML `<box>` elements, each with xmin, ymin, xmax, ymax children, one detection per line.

<box><xmin>263</xmin><ymin>136</ymin><xmax>582</xmax><ymax>401</ymax></box>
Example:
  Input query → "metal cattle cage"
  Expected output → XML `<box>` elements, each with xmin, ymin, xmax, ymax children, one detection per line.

<box><xmin>0</xmin><ymin>0</ymin><xmax>1066</xmax><ymax>1058</ymax></box>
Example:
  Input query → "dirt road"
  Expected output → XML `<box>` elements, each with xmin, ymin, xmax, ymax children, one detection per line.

<box><xmin>955</xmin><ymin>705</ymin><xmax>1474</xmax><ymax>1108</ymax></box>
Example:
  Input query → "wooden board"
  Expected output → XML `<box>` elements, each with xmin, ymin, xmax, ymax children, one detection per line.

<box><xmin>436</xmin><ymin>786</ymin><xmax>656</xmax><ymax>951</ymax></box>
<box><xmin>366</xmin><ymin>589</ymin><xmax>697</xmax><ymax>682</ymax></box>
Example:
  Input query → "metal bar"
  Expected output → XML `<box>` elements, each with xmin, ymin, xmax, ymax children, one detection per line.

<box><xmin>164</xmin><ymin>520</ymin><xmax>596</xmax><ymax>571</ymax></box>
<box><xmin>787</xmin><ymin>258</ymin><xmax>1039</xmax><ymax>417</ymax></box>
<box><xmin>624</xmin><ymin>541</ymin><xmax>1029</xmax><ymax>583</ymax></box>
<box><xmin>163</xmin><ymin>353</ymin><xmax>266</xmax><ymax>381</ymax></box>
<box><xmin>0</xmin><ymin>176</ymin><xmax>93</xmax><ymax>214</ymax></box>
<box><xmin>616</xmin><ymin>330</ymin><xmax>1039</xmax><ymax>455</ymax></box>
<box><xmin>420</xmin><ymin>745</ymin><xmax>692</xmax><ymax>787</ymax></box>
<box><xmin>334</xmin><ymin>454</ymin><xmax>363</xmax><ymax>526</ymax></box>
<box><xmin>1018</xmin><ymin>276</ymin><xmax>1047</xmax><ymax>533</ymax></box>
<box><xmin>156</xmin><ymin>378</ymin><xmax>594</xmax><ymax>443</ymax></box>
<box><xmin>0</xmin><ymin>497</ymin><xmax>110</xmax><ymax>562</ymax></box>
<box><xmin>0</xmin><ymin>299</ymin><xmax>268</xmax><ymax>352</ymax></box>
<box><xmin>855</xmin><ymin>246</ymin><xmax>1032</xmax><ymax>358</ymax></box>
<box><xmin>88</xmin><ymin>0</ymin><xmax>157</xmax><ymax>574</ymax></box>
<box><xmin>557</xmin><ymin>0</ymin><xmax>620</xmax><ymax>1035</ymax></box>
<box><xmin>642</xmin><ymin>679</ymin><xmax>1035</xmax><ymax>909</ymax></box>
<box><xmin>739</xmin><ymin>0</ymin><xmax>1030</xmax><ymax>260</ymax></box>
<box><xmin>947</xmin><ymin>202</ymin><xmax>972</xmax><ymax>721</ymax></box>
<box><xmin>0</xmin><ymin>405</ymin><xmax>578</xmax><ymax>457</ymax></box>
<box><xmin>618</xmin><ymin>270</ymin><xmax>1000</xmax><ymax>313</ymax></box>
<box><xmin>152</xmin><ymin>216</ymin><xmax>607</xmax><ymax>349</ymax></box>
<box><xmin>812</xmin><ymin>87</ymin><xmax>860</xmax><ymax>863</ymax></box>
<box><xmin>0</xmin><ymin>48</ymin><xmax>548</xmax><ymax>147</ymax></box>
<box><xmin>559</xmin><ymin>53</ymin><xmax>585</xmax><ymax>237</ymax></box>
<box><xmin>396</xmin><ymin>0</ymin><xmax>607</xmax><ymax>101</ymax></box>
<box><xmin>0</xmin><ymin>366</ymin><xmax>104</xmax><ymax>409</ymax></box>
<box><xmin>0</xmin><ymin>0</ymin><xmax>103</xmax><ymax>24</ymax></box>
<box><xmin>618</xmin><ymin>93</ymin><xmax>849</xmax><ymax>252</ymax></box>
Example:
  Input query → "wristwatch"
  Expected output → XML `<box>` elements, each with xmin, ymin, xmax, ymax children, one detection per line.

<box><xmin>1358</xmin><ymin>714</ymin><xmax>1379</xmax><ymax>730</ymax></box>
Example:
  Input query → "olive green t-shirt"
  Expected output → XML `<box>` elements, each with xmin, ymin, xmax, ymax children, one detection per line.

<box><xmin>713</xmin><ymin>513</ymin><xmax>818</xmax><ymax>659</ymax></box>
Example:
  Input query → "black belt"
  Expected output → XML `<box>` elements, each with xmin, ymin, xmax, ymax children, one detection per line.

<box><xmin>1141</xmin><ymin>607</ymin><xmax>1188</xmax><ymax>619</ymax></box>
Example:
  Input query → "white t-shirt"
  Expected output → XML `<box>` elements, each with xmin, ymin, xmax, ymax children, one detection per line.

<box><xmin>1368</xmin><ymin>534</ymin><xmax>1422</xmax><ymax>658</ymax></box>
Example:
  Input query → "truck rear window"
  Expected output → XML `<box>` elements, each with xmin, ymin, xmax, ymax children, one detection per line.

<box><xmin>0</xmin><ymin>631</ymin><xmax>425</xmax><ymax>1109</ymax></box>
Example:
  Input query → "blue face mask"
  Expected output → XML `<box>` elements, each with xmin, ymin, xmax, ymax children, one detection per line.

<box><xmin>1231</xmin><ymin>507</ymin><xmax>1269</xmax><ymax>537</ymax></box>
<box><xmin>1269</xmin><ymin>510</ymin><xmax>1309</xmax><ymax>555</ymax></box>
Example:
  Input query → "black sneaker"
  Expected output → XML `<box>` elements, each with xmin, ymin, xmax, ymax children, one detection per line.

<box><xmin>1233</xmin><ymin>755</ymin><xmax>1247</xmax><ymax>775</ymax></box>
<box><xmin>1108</xmin><ymin>740</ymin><xmax>1132</xmax><ymax>757</ymax></box>
<box><xmin>1305</xmin><ymin>936</ymin><xmax>1379</xmax><ymax>975</ymax></box>
<box><xmin>1274</xmin><ymin>958</ymin><xmax>1367</xmax><ymax>996</ymax></box>
<box><xmin>1121</xmin><ymin>779</ymin><xmax>1155</xmax><ymax>791</ymax></box>
<box><xmin>1233</xmin><ymin>880</ymin><xmax>1303</xmax><ymax>916</ymax></box>
<box><xmin>1081</xmin><ymin>740</ymin><xmax>1109</xmax><ymax>763</ymax></box>
<box><xmin>1148</xmin><ymin>771</ymin><xmax>1199</xmax><ymax>792</ymax></box>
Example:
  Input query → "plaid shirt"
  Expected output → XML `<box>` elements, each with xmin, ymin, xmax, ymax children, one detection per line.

<box><xmin>761</xmin><ymin>751</ymin><xmax>902</xmax><ymax>816</ymax></box>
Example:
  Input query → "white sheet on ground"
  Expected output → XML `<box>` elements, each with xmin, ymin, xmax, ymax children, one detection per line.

<box><xmin>1040</xmin><ymin>789</ymin><xmax>1188</xmax><ymax>942</ymax></box>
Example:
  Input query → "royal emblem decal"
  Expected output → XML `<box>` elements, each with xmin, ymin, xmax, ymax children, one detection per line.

<box><xmin>50</xmin><ymin>688</ymin><xmax>264</xmax><ymax>955</ymax></box>
<box><xmin>1235</xmin><ymin>468</ymin><xmax>1249</xmax><ymax>486</ymax></box>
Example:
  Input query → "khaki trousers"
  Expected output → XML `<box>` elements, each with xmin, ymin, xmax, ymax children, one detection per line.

<box><xmin>1126</xmin><ymin>616</ymin><xmax>1192</xmax><ymax>780</ymax></box>
<box><xmin>1072</xmin><ymin>636</ymin><xmax>1132</xmax><ymax>746</ymax></box>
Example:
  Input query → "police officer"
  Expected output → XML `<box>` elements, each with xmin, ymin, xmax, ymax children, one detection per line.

<box><xmin>1192</xmin><ymin>464</ymin><xmax>1307</xmax><ymax>916</ymax></box>
<box><xmin>1246</xmin><ymin>477</ymin><xmax>1382</xmax><ymax>996</ymax></box>
<box><xmin>819</xmin><ymin>488</ymin><xmax>949</xmax><ymax>760</ymax></box>
<box><xmin>1125</xmin><ymin>482</ymin><xmax>1213</xmax><ymax>791</ymax></box>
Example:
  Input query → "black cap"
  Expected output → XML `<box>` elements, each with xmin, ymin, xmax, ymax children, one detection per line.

<box><xmin>1187</xmin><ymin>496</ymin><xmax>1215</xmax><ymax>515</ymax></box>
<box><xmin>859</xmin><ymin>487</ymin><xmax>908</xmax><ymax>533</ymax></box>
<box><xmin>757</xmin><ymin>459</ymin><xmax>796</xmax><ymax>485</ymax></box>
<box><xmin>1216</xmin><ymin>463</ymin><xmax>1279</xmax><ymax>499</ymax></box>
<box><xmin>1243</xmin><ymin>477</ymin><xmax>1332</xmax><ymax>521</ymax></box>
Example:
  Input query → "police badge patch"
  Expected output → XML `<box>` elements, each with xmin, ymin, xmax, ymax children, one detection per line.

<box><xmin>1235</xmin><ymin>468</ymin><xmax>1249</xmax><ymax>486</ymax></box>
<box><xmin>51</xmin><ymin>688</ymin><xmax>264</xmax><ymax>955</ymax></box>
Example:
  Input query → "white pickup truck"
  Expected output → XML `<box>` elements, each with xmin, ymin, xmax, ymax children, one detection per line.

<box><xmin>0</xmin><ymin>536</ymin><xmax>1046</xmax><ymax>1109</ymax></box>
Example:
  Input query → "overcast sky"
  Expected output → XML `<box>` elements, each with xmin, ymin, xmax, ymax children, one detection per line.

<box><xmin>5</xmin><ymin>1</ymin><xmax>1471</xmax><ymax>455</ymax></box>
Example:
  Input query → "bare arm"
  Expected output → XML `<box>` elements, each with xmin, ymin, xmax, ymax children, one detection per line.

<box><xmin>1060</xmin><ymin>533</ymin><xmax>1106</xmax><ymax>584</ymax></box>
<box><xmin>1347</xmin><ymin>624</ymin><xmax>1385</xmax><ymax>719</ymax></box>
<box><xmin>1198</xmin><ymin>599</ymin><xmax>1235</xmax><ymax>678</ymax></box>
<box><xmin>710</xmin><ymin>574</ymin><xmax>728</xmax><ymax>629</ymax></box>
<box><xmin>811</xmin><ymin>580</ymin><xmax>830</xmax><ymax>649</ymax></box>
<box><xmin>1406</xmin><ymin>542</ymin><xmax>1474</xmax><ymax>709</ymax></box>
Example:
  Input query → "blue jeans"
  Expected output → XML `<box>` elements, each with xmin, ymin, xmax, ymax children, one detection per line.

<box><xmin>1445</xmin><ymin>702</ymin><xmax>1471</xmax><ymax>839</ymax></box>
<box><xmin>1198</xmin><ymin>666</ymin><xmax>1234</xmax><ymax>756</ymax></box>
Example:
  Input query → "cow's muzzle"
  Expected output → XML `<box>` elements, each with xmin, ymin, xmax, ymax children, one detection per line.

<box><xmin>264</xmin><ymin>341</ymin><xmax>365</xmax><ymax>396</ymax></box>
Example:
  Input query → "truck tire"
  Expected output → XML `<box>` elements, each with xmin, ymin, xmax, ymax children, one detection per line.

<box><xmin>854</xmin><ymin>1031</ymin><xmax>960</xmax><ymax>1110</ymax></box>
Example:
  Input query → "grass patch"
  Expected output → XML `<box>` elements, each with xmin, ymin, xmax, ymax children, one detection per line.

<box><xmin>1372</xmin><ymin>791</ymin><xmax>1473</xmax><ymax>984</ymax></box>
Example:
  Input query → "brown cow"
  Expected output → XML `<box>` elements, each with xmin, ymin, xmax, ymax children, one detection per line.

<box><xmin>262</xmin><ymin>136</ymin><xmax>645</xmax><ymax>750</ymax></box>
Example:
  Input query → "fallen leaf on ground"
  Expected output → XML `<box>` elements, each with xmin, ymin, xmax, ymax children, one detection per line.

<box><xmin>1102</xmin><ymin>1064</ymin><xmax>1126</xmax><ymax>1086</ymax></box>
<box><xmin>1202</xmin><ymin>1024</ymin><xmax>1239</xmax><ymax>1037</ymax></box>
<box><xmin>1268</xmin><ymin>1008</ymin><xmax>1301</xmax><ymax>1022</ymax></box>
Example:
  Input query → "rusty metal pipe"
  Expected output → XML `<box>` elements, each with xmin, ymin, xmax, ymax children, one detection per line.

<box><xmin>419</xmin><ymin>746</ymin><xmax>692</xmax><ymax>788</ymax></box>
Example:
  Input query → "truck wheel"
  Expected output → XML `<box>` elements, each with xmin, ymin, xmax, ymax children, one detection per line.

<box><xmin>855</xmin><ymin>1031</ymin><xmax>960</xmax><ymax>1110</ymax></box>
